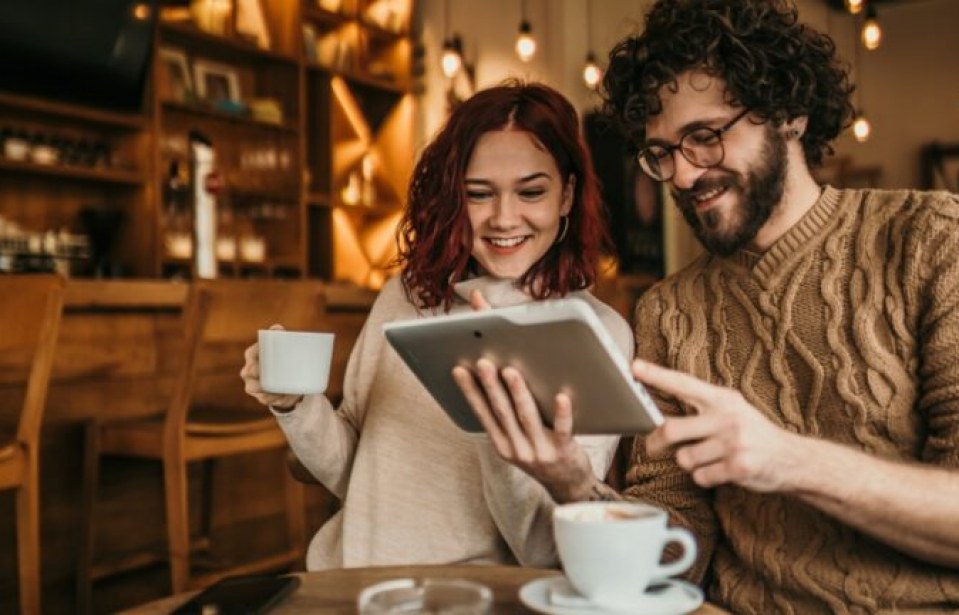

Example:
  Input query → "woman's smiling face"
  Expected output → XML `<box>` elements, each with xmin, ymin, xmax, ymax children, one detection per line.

<box><xmin>464</xmin><ymin>129</ymin><xmax>572</xmax><ymax>280</ymax></box>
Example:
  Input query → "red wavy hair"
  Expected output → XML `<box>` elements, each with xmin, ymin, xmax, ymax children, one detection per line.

<box><xmin>396</xmin><ymin>81</ymin><xmax>612</xmax><ymax>310</ymax></box>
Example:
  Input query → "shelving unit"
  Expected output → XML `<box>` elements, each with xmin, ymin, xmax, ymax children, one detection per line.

<box><xmin>0</xmin><ymin>0</ymin><xmax>416</xmax><ymax>284</ymax></box>
<box><xmin>302</xmin><ymin>0</ymin><xmax>415</xmax><ymax>286</ymax></box>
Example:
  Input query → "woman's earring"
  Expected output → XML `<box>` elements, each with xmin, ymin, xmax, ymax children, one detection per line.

<box><xmin>555</xmin><ymin>215</ymin><xmax>569</xmax><ymax>244</ymax></box>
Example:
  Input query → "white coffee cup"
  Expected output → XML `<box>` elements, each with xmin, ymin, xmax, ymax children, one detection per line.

<box><xmin>553</xmin><ymin>501</ymin><xmax>697</xmax><ymax>611</ymax></box>
<box><xmin>258</xmin><ymin>329</ymin><xmax>335</xmax><ymax>395</ymax></box>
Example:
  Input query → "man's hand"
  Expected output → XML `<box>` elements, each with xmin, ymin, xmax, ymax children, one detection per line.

<box><xmin>636</xmin><ymin>359</ymin><xmax>803</xmax><ymax>493</ymax></box>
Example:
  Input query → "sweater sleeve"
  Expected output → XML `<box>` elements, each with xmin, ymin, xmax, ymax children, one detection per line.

<box><xmin>272</xmin><ymin>280</ymin><xmax>399</xmax><ymax>498</ymax></box>
<box><xmin>474</xmin><ymin>294</ymin><xmax>629</xmax><ymax>567</ymax></box>
<box><xmin>909</xmin><ymin>192</ymin><xmax>959</xmax><ymax>467</ymax></box>
<box><xmin>622</xmin><ymin>285</ymin><xmax>718</xmax><ymax>584</ymax></box>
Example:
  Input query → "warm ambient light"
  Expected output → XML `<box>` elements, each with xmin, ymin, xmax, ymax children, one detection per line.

<box><xmin>582</xmin><ymin>53</ymin><xmax>602</xmax><ymax>89</ymax></box>
<box><xmin>515</xmin><ymin>20</ymin><xmax>536</xmax><ymax>62</ymax></box>
<box><xmin>845</xmin><ymin>0</ymin><xmax>864</xmax><ymax>15</ymax></box>
<box><xmin>853</xmin><ymin>114</ymin><xmax>872</xmax><ymax>142</ymax></box>
<box><xmin>441</xmin><ymin>37</ymin><xmax>462</xmax><ymax>78</ymax></box>
<box><xmin>132</xmin><ymin>2</ymin><xmax>152</xmax><ymax>20</ymax></box>
<box><xmin>861</xmin><ymin>8</ymin><xmax>882</xmax><ymax>50</ymax></box>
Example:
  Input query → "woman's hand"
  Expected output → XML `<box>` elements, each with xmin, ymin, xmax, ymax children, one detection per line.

<box><xmin>240</xmin><ymin>324</ymin><xmax>303</xmax><ymax>411</ymax></box>
<box><xmin>453</xmin><ymin>358</ymin><xmax>597</xmax><ymax>502</ymax></box>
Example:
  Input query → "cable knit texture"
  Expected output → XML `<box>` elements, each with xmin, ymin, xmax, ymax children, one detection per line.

<box><xmin>274</xmin><ymin>275</ymin><xmax>631</xmax><ymax>570</ymax></box>
<box><xmin>626</xmin><ymin>187</ymin><xmax>959</xmax><ymax>614</ymax></box>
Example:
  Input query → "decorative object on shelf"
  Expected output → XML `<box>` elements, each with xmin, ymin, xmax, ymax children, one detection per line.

<box><xmin>190</xmin><ymin>0</ymin><xmax>233</xmax><ymax>36</ymax></box>
<box><xmin>158</xmin><ymin>47</ymin><xmax>194</xmax><ymax>103</ymax></box>
<box><xmin>302</xmin><ymin>23</ymin><xmax>318</xmax><ymax>61</ymax></box>
<box><xmin>190</xmin><ymin>130</ymin><xmax>218</xmax><ymax>279</ymax></box>
<box><xmin>193</xmin><ymin>59</ymin><xmax>241</xmax><ymax>104</ymax></box>
<box><xmin>249</xmin><ymin>98</ymin><xmax>284</xmax><ymax>124</ymax></box>
<box><xmin>239</xmin><ymin>234</ymin><xmax>266</xmax><ymax>262</ymax></box>
<box><xmin>236</xmin><ymin>0</ymin><xmax>272</xmax><ymax>49</ymax></box>
<box><xmin>3</xmin><ymin>130</ymin><xmax>30</xmax><ymax>161</ymax></box>
<box><xmin>364</xmin><ymin>0</ymin><xmax>405</xmax><ymax>34</ymax></box>
<box><xmin>318</xmin><ymin>0</ymin><xmax>345</xmax><ymax>14</ymax></box>
<box><xmin>515</xmin><ymin>0</ymin><xmax>536</xmax><ymax>63</ymax></box>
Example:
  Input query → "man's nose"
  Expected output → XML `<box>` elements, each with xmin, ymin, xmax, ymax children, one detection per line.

<box><xmin>670</xmin><ymin>153</ymin><xmax>708</xmax><ymax>191</ymax></box>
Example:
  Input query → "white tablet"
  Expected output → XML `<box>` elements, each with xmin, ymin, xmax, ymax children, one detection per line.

<box><xmin>383</xmin><ymin>298</ymin><xmax>664</xmax><ymax>435</ymax></box>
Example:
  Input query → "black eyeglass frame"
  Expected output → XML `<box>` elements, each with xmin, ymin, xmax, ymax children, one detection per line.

<box><xmin>635</xmin><ymin>108</ymin><xmax>751</xmax><ymax>182</ymax></box>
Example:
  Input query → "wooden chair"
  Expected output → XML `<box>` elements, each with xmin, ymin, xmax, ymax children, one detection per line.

<box><xmin>77</xmin><ymin>280</ymin><xmax>328</xmax><ymax>608</ymax></box>
<box><xmin>0</xmin><ymin>274</ymin><xmax>66</xmax><ymax>615</ymax></box>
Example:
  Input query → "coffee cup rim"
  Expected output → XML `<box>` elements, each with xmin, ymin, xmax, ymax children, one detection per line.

<box><xmin>553</xmin><ymin>500</ymin><xmax>667</xmax><ymax>523</ymax></box>
<box><xmin>258</xmin><ymin>329</ymin><xmax>334</xmax><ymax>338</ymax></box>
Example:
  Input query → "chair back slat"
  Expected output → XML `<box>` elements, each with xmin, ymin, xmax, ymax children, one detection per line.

<box><xmin>165</xmin><ymin>280</ymin><xmax>328</xmax><ymax>431</ymax></box>
<box><xmin>0</xmin><ymin>274</ymin><xmax>65</xmax><ymax>444</ymax></box>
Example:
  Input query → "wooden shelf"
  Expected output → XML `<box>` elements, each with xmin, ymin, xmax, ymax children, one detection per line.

<box><xmin>359</xmin><ymin>20</ymin><xmax>409</xmax><ymax>39</ymax></box>
<box><xmin>0</xmin><ymin>158</ymin><xmax>144</xmax><ymax>186</ymax></box>
<box><xmin>161</xmin><ymin>101</ymin><xmax>299</xmax><ymax>134</ymax></box>
<box><xmin>0</xmin><ymin>92</ymin><xmax>145</xmax><ymax>130</ymax></box>
<box><xmin>307</xmin><ymin>64</ymin><xmax>408</xmax><ymax>94</ymax></box>
<box><xmin>303</xmin><ymin>6</ymin><xmax>354</xmax><ymax>27</ymax></box>
<box><xmin>159</xmin><ymin>21</ymin><xmax>299</xmax><ymax>67</ymax></box>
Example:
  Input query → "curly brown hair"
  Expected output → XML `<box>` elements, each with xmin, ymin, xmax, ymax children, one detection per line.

<box><xmin>601</xmin><ymin>0</ymin><xmax>855</xmax><ymax>167</ymax></box>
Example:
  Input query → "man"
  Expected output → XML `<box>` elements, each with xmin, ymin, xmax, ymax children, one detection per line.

<box><xmin>452</xmin><ymin>0</ymin><xmax>959</xmax><ymax>612</ymax></box>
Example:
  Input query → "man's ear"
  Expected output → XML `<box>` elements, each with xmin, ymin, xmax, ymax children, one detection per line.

<box><xmin>561</xmin><ymin>175</ymin><xmax>576</xmax><ymax>215</ymax></box>
<box><xmin>785</xmin><ymin>116</ymin><xmax>809</xmax><ymax>139</ymax></box>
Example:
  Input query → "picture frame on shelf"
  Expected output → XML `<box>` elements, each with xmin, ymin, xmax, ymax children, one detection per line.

<box><xmin>158</xmin><ymin>47</ymin><xmax>194</xmax><ymax>103</ymax></box>
<box><xmin>193</xmin><ymin>60</ymin><xmax>241</xmax><ymax>104</ymax></box>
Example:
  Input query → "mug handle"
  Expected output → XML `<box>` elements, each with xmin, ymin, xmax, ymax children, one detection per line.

<box><xmin>653</xmin><ymin>527</ymin><xmax>698</xmax><ymax>579</ymax></box>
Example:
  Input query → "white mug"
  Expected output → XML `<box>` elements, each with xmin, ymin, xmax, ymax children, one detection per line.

<box><xmin>553</xmin><ymin>501</ymin><xmax>697</xmax><ymax>611</ymax></box>
<box><xmin>258</xmin><ymin>329</ymin><xmax>334</xmax><ymax>395</ymax></box>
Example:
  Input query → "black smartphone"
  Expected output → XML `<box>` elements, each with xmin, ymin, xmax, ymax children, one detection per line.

<box><xmin>171</xmin><ymin>574</ymin><xmax>300</xmax><ymax>615</ymax></box>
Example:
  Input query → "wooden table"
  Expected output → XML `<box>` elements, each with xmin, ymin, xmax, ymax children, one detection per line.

<box><xmin>122</xmin><ymin>564</ymin><xmax>728</xmax><ymax>614</ymax></box>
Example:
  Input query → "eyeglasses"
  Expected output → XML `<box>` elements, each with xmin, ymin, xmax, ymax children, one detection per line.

<box><xmin>636</xmin><ymin>109</ymin><xmax>750</xmax><ymax>182</ymax></box>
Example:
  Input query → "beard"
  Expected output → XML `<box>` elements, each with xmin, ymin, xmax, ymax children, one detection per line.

<box><xmin>674</xmin><ymin>127</ymin><xmax>787</xmax><ymax>257</ymax></box>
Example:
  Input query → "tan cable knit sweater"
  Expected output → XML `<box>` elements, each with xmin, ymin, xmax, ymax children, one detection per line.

<box><xmin>626</xmin><ymin>187</ymin><xmax>959</xmax><ymax>614</ymax></box>
<box><xmin>274</xmin><ymin>275</ymin><xmax>631</xmax><ymax>570</ymax></box>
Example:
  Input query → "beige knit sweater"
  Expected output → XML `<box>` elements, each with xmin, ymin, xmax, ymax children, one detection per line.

<box><xmin>626</xmin><ymin>187</ymin><xmax>959</xmax><ymax>613</ymax></box>
<box><xmin>275</xmin><ymin>275</ymin><xmax>631</xmax><ymax>570</ymax></box>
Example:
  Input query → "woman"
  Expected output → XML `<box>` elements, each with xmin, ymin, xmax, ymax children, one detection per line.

<box><xmin>240</xmin><ymin>82</ymin><xmax>633</xmax><ymax>570</ymax></box>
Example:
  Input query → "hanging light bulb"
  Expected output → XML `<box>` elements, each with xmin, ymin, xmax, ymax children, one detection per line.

<box><xmin>583</xmin><ymin>52</ymin><xmax>602</xmax><ymax>88</ymax></box>
<box><xmin>581</xmin><ymin>0</ymin><xmax>600</xmax><ymax>89</ymax></box>
<box><xmin>853</xmin><ymin>112</ymin><xmax>872</xmax><ymax>142</ymax></box>
<box><xmin>845</xmin><ymin>0</ymin><xmax>864</xmax><ymax>15</ymax></box>
<box><xmin>441</xmin><ymin>35</ymin><xmax>463</xmax><ymax>78</ymax></box>
<box><xmin>861</xmin><ymin>6</ymin><xmax>882</xmax><ymax>50</ymax></box>
<box><xmin>516</xmin><ymin>20</ymin><xmax>536</xmax><ymax>62</ymax></box>
<box><xmin>515</xmin><ymin>0</ymin><xmax>536</xmax><ymax>62</ymax></box>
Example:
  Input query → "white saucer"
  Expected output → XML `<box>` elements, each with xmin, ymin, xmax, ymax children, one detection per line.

<box><xmin>518</xmin><ymin>575</ymin><xmax>704</xmax><ymax>615</ymax></box>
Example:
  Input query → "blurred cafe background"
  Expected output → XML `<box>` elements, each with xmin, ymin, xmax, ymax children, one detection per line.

<box><xmin>0</xmin><ymin>0</ymin><xmax>956</xmax><ymax>612</ymax></box>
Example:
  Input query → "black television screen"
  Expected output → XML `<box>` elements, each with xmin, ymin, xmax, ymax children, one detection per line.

<box><xmin>0</xmin><ymin>1</ymin><xmax>157</xmax><ymax>111</ymax></box>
